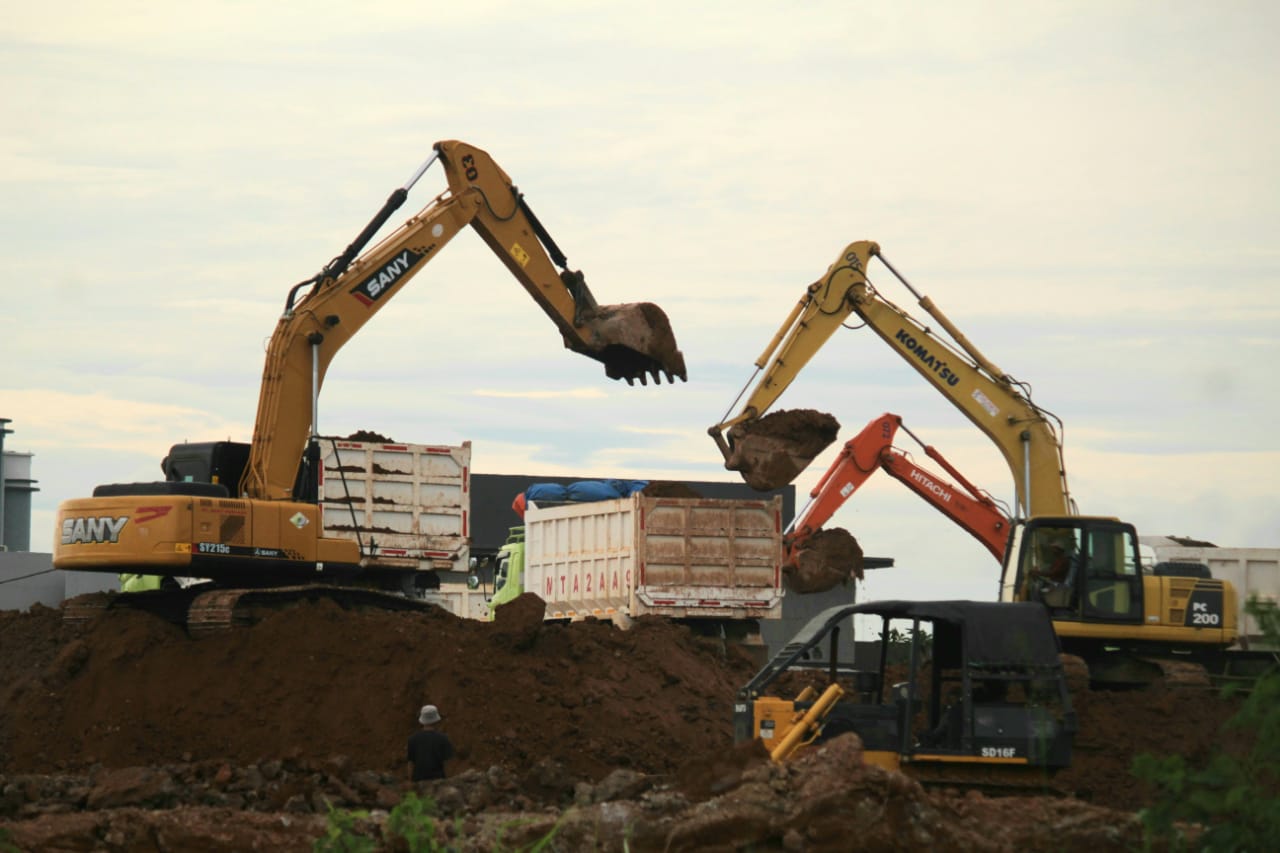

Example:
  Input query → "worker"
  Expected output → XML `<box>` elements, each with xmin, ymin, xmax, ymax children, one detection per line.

<box><xmin>1030</xmin><ymin>543</ymin><xmax>1071</xmax><ymax>585</ymax></box>
<box><xmin>407</xmin><ymin>704</ymin><xmax>454</xmax><ymax>782</ymax></box>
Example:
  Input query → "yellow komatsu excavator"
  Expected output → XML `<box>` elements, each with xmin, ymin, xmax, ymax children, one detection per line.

<box><xmin>711</xmin><ymin>240</ymin><xmax>1270</xmax><ymax>686</ymax></box>
<box><xmin>54</xmin><ymin>140</ymin><xmax>687</xmax><ymax>632</ymax></box>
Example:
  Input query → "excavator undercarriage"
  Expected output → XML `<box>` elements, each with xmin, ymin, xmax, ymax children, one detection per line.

<box><xmin>65</xmin><ymin>582</ymin><xmax>442</xmax><ymax>638</ymax></box>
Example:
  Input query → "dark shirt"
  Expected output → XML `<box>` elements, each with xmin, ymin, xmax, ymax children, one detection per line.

<box><xmin>407</xmin><ymin>728</ymin><xmax>454</xmax><ymax>781</ymax></box>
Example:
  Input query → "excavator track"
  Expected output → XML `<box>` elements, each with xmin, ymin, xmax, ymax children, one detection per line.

<box><xmin>62</xmin><ymin>585</ymin><xmax>439</xmax><ymax>638</ymax></box>
<box><xmin>1070</xmin><ymin>647</ymin><xmax>1277</xmax><ymax>692</ymax></box>
<box><xmin>62</xmin><ymin>588</ymin><xmax>204</xmax><ymax>630</ymax></box>
<box><xmin>185</xmin><ymin>584</ymin><xmax>438</xmax><ymax>638</ymax></box>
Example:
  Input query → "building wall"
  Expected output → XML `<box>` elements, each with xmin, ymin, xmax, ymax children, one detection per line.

<box><xmin>0</xmin><ymin>552</ymin><xmax>118</xmax><ymax>612</ymax></box>
<box><xmin>2</xmin><ymin>450</ymin><xmax>37</xmax><ymax>552</ymax></box>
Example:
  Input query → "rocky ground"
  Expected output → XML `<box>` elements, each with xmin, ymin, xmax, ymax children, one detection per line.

<box><xmin>0</xmin><ymin>592</ymin><xmax>1244</xmax><ymax>851</ymax></box>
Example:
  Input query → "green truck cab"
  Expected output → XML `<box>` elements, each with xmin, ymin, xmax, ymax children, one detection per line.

<box><xmin>487</xmin><ymin>526</ymin><xmax>526</xmax><ymax>618</ymax></box>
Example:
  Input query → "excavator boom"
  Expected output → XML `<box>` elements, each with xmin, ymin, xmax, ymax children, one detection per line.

<box><xmin>710</xmin><ymin>241</ymin><xmax>1070</xmax><ymax>521</ymax></box>
<box><xmin>783</xmin><ymin>413</ymin><xmax>1009</xmax><ymax>592</ymax></box>
<box><xmin>244</xmin><ymin>140</ymin><xmax>687</xmax><ymax>500</ymax></box>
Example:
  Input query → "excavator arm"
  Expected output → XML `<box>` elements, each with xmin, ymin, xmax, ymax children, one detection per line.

<box><xmin>242</xmin><ymin>140</ymin><xmax>687</xmax><ymax>500</ymax></box>
<box><xmin>877</xmin><ymin>449</ymin><xmax>1009</xmax><ymax>562</ymax></box>
<box><xmin>710</xmin><ymin>240</ymin><xmax>1071</xmax><ymax>519</ymax></box>
<box><xmin>783</xmin><ymin>413</ymin><xmax>1010</xmax><ymax>591</ymax></box>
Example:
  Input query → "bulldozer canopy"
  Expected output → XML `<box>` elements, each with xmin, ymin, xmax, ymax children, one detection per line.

<box><xmin>788</xmin><ymin>599</ymin><xmax>1061</xmax><ymax>669</ymax></box>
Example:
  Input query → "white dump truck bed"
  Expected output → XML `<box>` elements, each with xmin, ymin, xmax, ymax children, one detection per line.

<box><xmin>523</xmin><ymin>493</ymin><xmax>784</xmax><ymax>622</ymax></box>
<box><xmin>319</xmin><ymin>438</ymin><xmax>471</xmax><ymax>574</ymax></box>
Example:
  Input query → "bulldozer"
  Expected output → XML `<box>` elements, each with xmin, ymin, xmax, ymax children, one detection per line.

<box><xmin>736</xmin><ymin>599</ymin><xmax>1077</xmax><ymax>789</ymax></box>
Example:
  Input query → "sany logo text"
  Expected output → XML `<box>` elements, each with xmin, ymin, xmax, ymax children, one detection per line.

<box><xmin>61</xmin><ymin>516</ymin><xmax>128</xmax><ymax>545</ymax></box>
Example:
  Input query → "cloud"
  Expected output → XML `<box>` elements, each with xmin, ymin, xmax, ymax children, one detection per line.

<box><xmin>0</xmin><ymin>390</ymin><xmax>245</xmax><ymax>456</ymax></box>
<box><xmin>469</xmin><ymin>388</ymin><xmax>608</xmax><ymax>400</ymax></box>
<box><xmin>3</xmin><ymin>2</ymin><xmax>1278</xmax><ymax>601</ymax></box>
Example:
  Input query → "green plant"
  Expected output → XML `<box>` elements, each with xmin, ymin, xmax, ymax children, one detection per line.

<box><xmin>384</xmin><ymin>793</ymin><xmax>461</xmax><ymax>853</ymax></box>
<box><xmin>315</xmin><ymin>791</ymin><xmax>565</xmax><ymax>853</ymax></box>
<box><xmin>313</xmin><ymin>800</ymin><xmax>376</xmax><ymax>853</ymax></box>
<box><xmin>491</xmin><ymin>814</ymin><xmax>564</xmax><ymax>853</ymax></box>
<box><xmin>1132</xmin><ymin>597</ymin><xmax>1280</xmax><ymax>851</ymax></box>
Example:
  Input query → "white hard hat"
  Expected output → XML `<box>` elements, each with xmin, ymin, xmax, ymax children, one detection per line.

<box><xmin>418</xmin><ymin>705</ymin><xmax>441</xmax><ymax>725</ymax></box>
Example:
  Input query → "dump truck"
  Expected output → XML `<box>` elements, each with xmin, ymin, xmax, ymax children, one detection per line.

<box><xmin>487</xmin><ymin>492</ymin><xmax>786</xmax><ymax>645</ymax></box>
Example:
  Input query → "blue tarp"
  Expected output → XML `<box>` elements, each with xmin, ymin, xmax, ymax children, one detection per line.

<box><xmin>525</xmin><ymin>479</ymin><xmax>650</xmax><ymax>505</ymax></box>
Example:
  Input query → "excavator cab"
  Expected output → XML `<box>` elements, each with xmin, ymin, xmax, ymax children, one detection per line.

<box><xmin>1008</xmin><ymin>518</ymin><xmax>1146</xmax><ymax>624</ymax></box>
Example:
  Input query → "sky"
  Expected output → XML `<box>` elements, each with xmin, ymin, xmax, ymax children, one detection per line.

<box><xmin>2</xmin><ymin>1</ymin><xmax>1277</xmax><ymax>609</ymax></box>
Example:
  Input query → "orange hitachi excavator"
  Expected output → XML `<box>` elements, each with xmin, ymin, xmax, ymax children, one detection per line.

<box><xmin>53</xmin><ymin>139</ymin><xmax>687</xmax><ymax>632</ymax></box>
<box><xmin>785</xmin><ymin>413</ymin><xmax>1011</xmax><ymax>593</ymax></box>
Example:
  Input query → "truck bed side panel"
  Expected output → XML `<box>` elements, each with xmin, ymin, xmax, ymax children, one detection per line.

<box><xmin>524</xmin><ymin>495</ymin><xmax>783</xmax><ymax>622</ymax></box>
<box><xmin>319</xmin><ymin>439</ymin><xmax>471</xmax><ymax>573</ymax></box>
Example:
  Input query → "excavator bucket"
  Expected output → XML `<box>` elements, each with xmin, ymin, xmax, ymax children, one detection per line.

<box><xmin>725</xmin><ymin>409</ymin><xmax>840</xmax><ymax>491</ymax></box>
<box><xmin>577</xmin><ymin>301</ymin><xmax>688</xmax><ymax>385</ymax></box>
<box><xmin>783</xmin><ymin>528</ymin><xmax>865</xmax><ymax>594</ymax></box>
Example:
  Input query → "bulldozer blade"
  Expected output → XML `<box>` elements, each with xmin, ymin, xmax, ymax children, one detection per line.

<box><xmin>725</xmin><ymin>409</ymin><xmax>840</xmax><ymax>491</ymax></box>
<box><xmin>577</xmin><ymin>302</ymin><xmax>688</xmax><ymax>385</ymax></box>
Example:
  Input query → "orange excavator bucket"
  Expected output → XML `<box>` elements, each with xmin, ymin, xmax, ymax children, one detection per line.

<box><xmin>783</xmin><ymin>528</ymin><xmax>865</xmax><ymax>594</ymax></box>
<box><xmin>722</xmin><ymin>409</ymin><xmax>840</xmax><ymax>491</ymax></box>
<box><xmin>576</xmin><ymin>301</ymin><xmax>687</xmax><ymax>385</ymax></box>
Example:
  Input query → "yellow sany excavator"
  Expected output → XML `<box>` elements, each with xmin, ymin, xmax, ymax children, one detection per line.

<box><xmin>54</xmin><ymin>140</ymin><xmax>687</xmax><ymax>631</ymax></box>
<box><xmin>711</xmin><ymin>240</ymin><xmax>1270</xmax><ymax>686</ymax></box>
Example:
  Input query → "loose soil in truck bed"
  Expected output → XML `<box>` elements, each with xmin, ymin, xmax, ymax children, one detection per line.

<box><xmin>0</xmin><ymin>595</ymin><xmax>1249</xmax><ymax>850</ymax></box>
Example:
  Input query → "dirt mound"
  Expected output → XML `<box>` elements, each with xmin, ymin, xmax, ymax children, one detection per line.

<box><xmin>641</xmin><ymin>480</ymin><xmax>703</xmax><ymax>498</ymax></box>
<box><xmin>344</xmin><ymin>429</ymin><xmax>394</xmax><ymax>442</ymax></box>
<box><xmin>727</xmin><ymin>408</ymin><xmax>840</xmax><ymax>490</ymax></box>
<box><xmin>1</xmin><ymin>596</ymin><xmax>758</xmax><ymax>780</ymax></box>
<box><xmin>0</xmin><ymin>596</ymin><xmax>1251</xmax><ymax>849</ymax></box>
<box><xmin>785</xmin><ymin>527</ymin><xmax>865</xmax><ymax>593</ymax></box>
<box><xmin>0</xmin><ymin>739</ymin><xmax>1157</xmax><ymax>852</ymax></box>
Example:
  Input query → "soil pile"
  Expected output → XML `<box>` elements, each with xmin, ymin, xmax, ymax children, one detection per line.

<box><xmin>0</xmin><ymin>596</ymin><xmax>1248</xmax><ymax>850</ymax></box>
<box><xmin>786</xmin><ymin>527</ymin><xmax>865</xmax><ymax>593</ymax></box>
<box><xmin>640</xmin><ymin>480</ymin><xmax>703</xmax><ymax>498</ymax></box>
<box><xmin>1</xmin><ymin>594</ymin><xmax>754</xmax><ymax>779</ymax></box>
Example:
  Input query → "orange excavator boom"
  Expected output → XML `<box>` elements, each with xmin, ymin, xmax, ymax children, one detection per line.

<box><xmin>786</xmin><ymin>413</ymin><xmax>1011</xmax><ymax>573</ymax></box>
